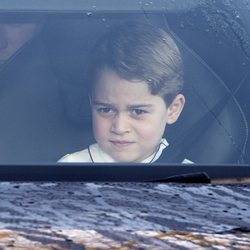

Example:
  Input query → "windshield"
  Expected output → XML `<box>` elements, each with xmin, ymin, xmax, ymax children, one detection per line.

<box><xmin>0</xmin><ymin>0</ymin><xmax>249</xmax><ymax>169</ymax></box>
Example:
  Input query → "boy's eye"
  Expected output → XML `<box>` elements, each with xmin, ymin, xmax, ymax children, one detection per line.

<box><xmin>131</xmin><ymin>109</ymin><xmax>147</xmax><ymax>116</ymax></box>
<box><xmin>96</xmin><ymin>107</ymin><xmax>115</xmax><ymax>114</ymax></box>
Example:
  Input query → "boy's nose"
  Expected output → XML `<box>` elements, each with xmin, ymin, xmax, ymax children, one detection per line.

<box><xmin>110</xmin><ymin>114</ymin><xmax>130</xmax><ymax>134</ymax></box>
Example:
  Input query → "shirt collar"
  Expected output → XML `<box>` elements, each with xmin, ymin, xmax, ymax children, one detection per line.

<box><xmin>90</xmin><ymin>138</ymin><xmax>169</xmax><ymax>163</ymax></box>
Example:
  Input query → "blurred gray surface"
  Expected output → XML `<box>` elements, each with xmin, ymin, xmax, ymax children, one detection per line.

<box><xmin>0</xmin><ymin>182</ymin><xmax>249</xmax><ymax>249</ymax></box>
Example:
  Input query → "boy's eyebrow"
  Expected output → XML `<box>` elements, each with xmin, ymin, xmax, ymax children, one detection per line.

<box><xmin>128</xmin><ymin>104</ymin><xmax>153</xmax><ymax>109</ymax></box>
<box><xmin>92</xmin><ymin>101</ymin><xmax>154</xmax><ymax>110</ymax></box>
<box><xmin>92</xmin><ymin>101</ymin><xmax>112</xmax><ymax>106</ymax></box>
<box><xmin>92</xmin><ymin>101</ymin><xmax>153</xmax><ymax>109</ymax></box>
<box><xmin>92</xmin><ymin>101</ymin><xmax>153</xmax><ymax>108</ymax></box>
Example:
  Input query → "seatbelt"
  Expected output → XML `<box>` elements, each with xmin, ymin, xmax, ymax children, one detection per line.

<box><xmin>154</xmin><ymin>93</ymin><xmax>233</xmax><ymax>164</ymax></box>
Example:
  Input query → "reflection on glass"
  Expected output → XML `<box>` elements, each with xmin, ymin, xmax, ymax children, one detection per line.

<box><xmin>0</xmin><ymin>2</ymin><xmax>249</xmax><ymax>165</ymax></box>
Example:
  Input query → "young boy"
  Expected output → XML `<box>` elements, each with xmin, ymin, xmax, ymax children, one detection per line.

<box><xmin>59</xmin><ymin>22</ymin><xmax>187</xmax><ymax>163</ymax></box>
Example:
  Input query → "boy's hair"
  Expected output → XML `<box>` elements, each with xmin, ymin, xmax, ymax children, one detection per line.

<box><xmin>87</xmin><ymin>21</ymin><xmax>183</xmax><ymax>106</ymax></box>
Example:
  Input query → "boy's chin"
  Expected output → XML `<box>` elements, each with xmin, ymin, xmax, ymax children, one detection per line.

<box><xmin>111</xmin><ymin>153</ymin><xmax>145</xmax><ymax>163</ymax></box>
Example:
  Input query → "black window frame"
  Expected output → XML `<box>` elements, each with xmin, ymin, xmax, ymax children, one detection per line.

<box><xmin>0</xmin><ymin>0</ymin><xmax>249</xmax><ymax>182</ymax></box>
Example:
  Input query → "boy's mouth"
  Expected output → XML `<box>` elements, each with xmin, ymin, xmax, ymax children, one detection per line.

<box><xmin>109</xmin><ymin>140</ymin><xmax>135</xmax><ymax>148</ymax></box>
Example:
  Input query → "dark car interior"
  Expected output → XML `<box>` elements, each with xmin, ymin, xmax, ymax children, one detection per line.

<box><xmin>0</xmin><ymin>1</ymin><xmax>249</xmax><ymax>165</ymax></box>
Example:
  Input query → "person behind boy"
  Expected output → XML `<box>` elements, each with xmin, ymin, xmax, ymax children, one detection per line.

<box><xmin>59</xmin><ymin>21</ymin><xmax>189</xmax><ymax>163</ymax></box>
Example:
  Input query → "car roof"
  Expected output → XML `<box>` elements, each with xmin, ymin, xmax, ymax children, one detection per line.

<box><xmin>0</xmin><ymin>0</ymin><xmax>199</xmax><ymax>12</ymax></box>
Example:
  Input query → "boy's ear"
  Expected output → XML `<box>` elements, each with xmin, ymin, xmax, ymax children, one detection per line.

<box><xmin>166</xmin><ymin>94</ymin><xmax>185</xmax><ymax>124</ymax></box>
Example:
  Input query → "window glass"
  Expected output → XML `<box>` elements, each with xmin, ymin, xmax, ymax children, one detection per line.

<box><xmin>0</xmin><ymin>0</ymin><xmax>249</xmax><ymax>166</ymax></box>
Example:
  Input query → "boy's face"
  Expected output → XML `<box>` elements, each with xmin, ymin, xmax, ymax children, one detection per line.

<box><xmin>91</xmin><ymin>69</ymin><xmax>185</xmax><ymax>162</ymax></box>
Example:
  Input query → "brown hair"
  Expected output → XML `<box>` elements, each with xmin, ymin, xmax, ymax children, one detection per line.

<box><xmin>88</xmin><ymin>21</ymin><xmax>183</xmax><ymax>106</ymax></box>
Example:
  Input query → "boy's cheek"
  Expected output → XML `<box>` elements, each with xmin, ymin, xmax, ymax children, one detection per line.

<box><xmin>139</xmin><ymin>118</ymin><xmax>166</xmax><ymax>134</ymax></box>
<box><xmin>136</xmin><ymin>125</ymin><xmax>164</xmax><ymax>141</ymax></box>
<box><xmin>92</xmin><ymin>117</ymin><xmax>109</xmax><ymax>140</ymax></box>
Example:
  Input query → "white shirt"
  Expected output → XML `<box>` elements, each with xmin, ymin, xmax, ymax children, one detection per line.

<box><xmin>58</xmin><ymin>138</ymin><xmax>192</xmax><ymax>163</ymax></box>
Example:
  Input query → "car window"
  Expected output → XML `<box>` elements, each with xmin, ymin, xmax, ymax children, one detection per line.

<box><xmin>0</xmin><ymin>0</ymin><xmax>249</xmax><ymax>177</ymax></box>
